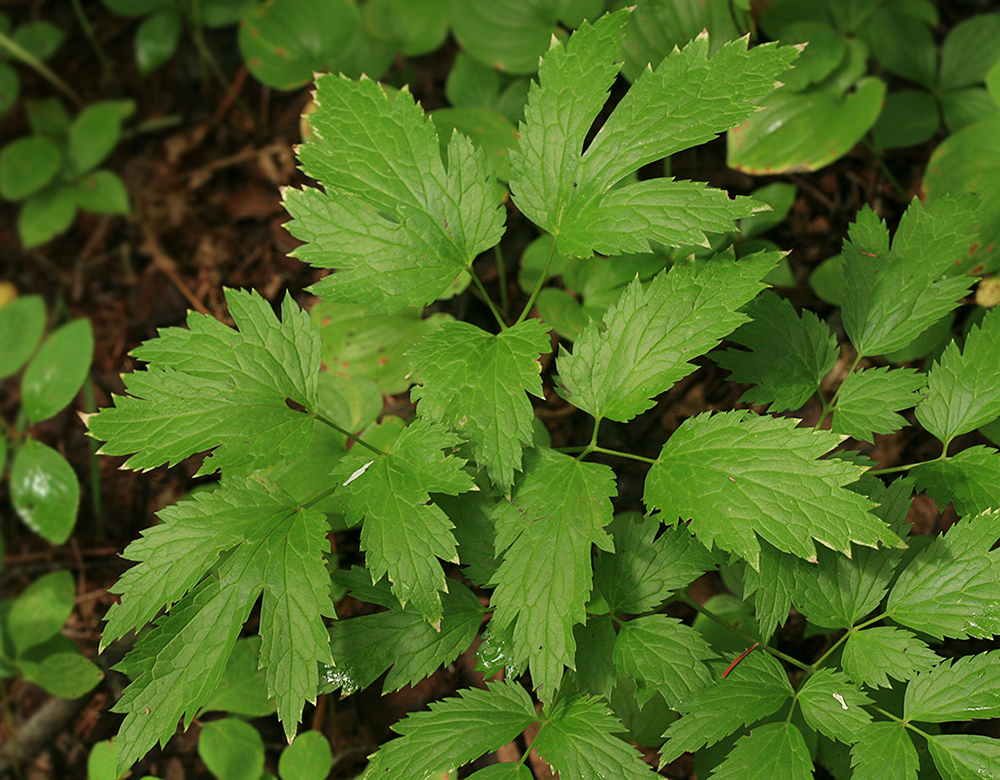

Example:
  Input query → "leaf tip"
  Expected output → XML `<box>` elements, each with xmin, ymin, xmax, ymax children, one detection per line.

<box><xmin>696</xmin><ymin>28</ymin><xmax>709</xmax><ymax>41</ymax></box>
<box><xmin>78</xmin><ymin>410</ymin><xmax>94</xmax><ymax>428</ymax></box>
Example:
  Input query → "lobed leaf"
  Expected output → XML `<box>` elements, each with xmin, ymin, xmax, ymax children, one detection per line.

<box><xmin>796</xmin><ymin>668</ymin><xmax>872</xmax><ymax>745</ymax></box>
<box><xmin>904</xmin><ymin>651</ymin><xmax>1000</xmax><ymax>723</ymax></box>
<box><xmin>912</xmin><ymin>445</ymin><xmax>1000</xmax><ymax>516</ymax></box>
<box><xmin>841</xmin><ymin>627</ymin><xmax>940</xmax><ymax>689</ymax></box>
<box><xmin>709</xmin><ymin>722</ymin><xmax>812</xmax><ymax>780</ymax></box>
<box><xmin>850</xmin><ymin>721</ymin><xmax>919</xmax><ymax>780</ymax></box>
<box><xmin>927</xmin><ymin>734</ymin><xmax>1000</xmax><ymax>780</ymax></box>
<box><xmin>833</xmin><ymin>367</ymin><xmax>926</xmax><ymax>444</ymax></box>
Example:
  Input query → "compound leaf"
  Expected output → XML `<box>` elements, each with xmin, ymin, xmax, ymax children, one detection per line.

<box><xmin>850</xmin><ymin>721</ymin><xmax>919</xmax><ymax>780</ymax></box>
<box><xmin>927</xmin><ymin>735</ymin><xmax>1000</xmax><ymax>780</ymax></box>
<box><xmin>796</xmin><ymin>669</ymin><xmax>872</xmax><ymax>745</ymax></box>
<box><xmin>912</xmin><ymin>445</ymin><xmax>1000</xmax><ymax>517</ymax></box>
<box><xmin>841</xmin><ymin>627</ymin><xmax>940</xmax><ymax>690</ymax></box>
<box><xmin>841</xmin><ymin>197</ymin><xmax>978</xmax><ymax>357</ymax></box>
<box><xmin>287</xmin><ymin>74</ymin><xmax>504</xmax><ymax>313</ymax></box>
<box><xmin>709</xmin><ymin>722</ymin><xmax>812</xmax><ymax>780</ymax></box>
<box><xmin>904</xmin><ymin>651</ymin><xmax>1000</xmax><ymax>723</ymax></box>
<box><xmin>88</xmin><ymin>289</ymin><xmax>319</xmax><ymax>476</ymax></box>
<box><xmin>489</xmin><ymin>449</ymin><xmax>616</xmax><ymax>698</ymax></box>
<box><xmin>408</xmin><ymin>318</ymin><xmax>550</xmax><ymax>489</ymax></box>
<box><xmin>644</xmin><ymin>411</ymin><xmax>900</xmax><ymax>568</ymax></box>
<box><xmin>557</xmin><ymin>252</ymin><xmax>776</xmax><ymax>422</ymax></box>
<box><xmin>833</xmin><ymin>367</ymin><xmax>926</xmax><ymax>444</ymax></box>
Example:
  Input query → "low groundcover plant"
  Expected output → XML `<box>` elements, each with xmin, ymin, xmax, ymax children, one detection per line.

<box><xmin>86</xmin><ymin>10</ymin><xmax>1000</xmax><ymax>779</ymax></box>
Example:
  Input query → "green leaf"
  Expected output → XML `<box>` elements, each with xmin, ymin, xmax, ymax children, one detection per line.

<box><xmin>715</xmin><ymin>290</ymin><xmax>838</xmax><ymax>413</ymax></box>
<box><xmin>74</xmin><ymin>170</ymin><xmax>130</xmax><ymax>215</ymax></box>
<box><xmin>927</xmin><ymin>734</ymin><xmax>1000</xmax><ymax>780</ymax></box>
<box><xmin>436</xmin><ymin>490</ymin><xmax>499</xmax><ymax>586</ymax></box>
<box><xmin>198</xmin><ymin>718</ymin><xmax>265</xmax><ymax>780</ymax></box>
<box><xmin>18</xmin><ymin>185</ymin><xmax>78</xmax><ymax>248</ymax></box>
<box><xmin>88</xmin><ymin>288</ymin><xmax>319</xmax><ymax>476</ymax></box>
<box><xmin>833</xmin><ymin>367</ymin><xmax>926</xmax><ymax>444</ymax></box>
<box><xmin>18</xmin><ymin>634</ymin><xmax>103</xmax><ymax>698</ymax></box>
<box><xmin>87</xmin><ymin>740</ymin><xmax>120</xmax><ymax>780</ymax></box>
<box><xmin>8</xmin><ymin>570</ymin><xmax>75</xmax><ymax>655</ymax></box>
<box><xmin>557</xmin><ymin>252</ymin><xmax>776</xmax><ymax>422</ymax></box>
<box><xmin>741</xmin><ymin>541</ymin><xmax>800</xmax><ymax>640</ymax></box>
<box><xmin>709</xmin><ymin>722</ymin><xmax>812</xmax><ymax>780</ymax></box>
<box><xmin>0</xmin><ymin>63</ymin><xmax>18</xmax><ymax>115</ymax></box>
<box><xmin>594</xmin><ymin>512</ymin><xmax>716</xmax><ymax>614</ymax></box>
<box><xmin>739</xmin><ymin>182</ymin><xmax>797</xmax><ymax>237</ymax></box>
<box><xmin>0</xmin><ymin>136</ymin><xmax>62</xmax><ymax>201</ymax></box>
<box><xmin>887</xmin><ymin>509</ymin><xmax>1000</xmax><ymax>640</ymax></box>
<box><xmin>905</xmin><ymin>651</ymin><xmax>1000</xmax><ymax>723</ymax></box>
<box><xmin>430</xmin><ymin>106</ymin><xmax>519</xmax><ymax>181</ymax></box>
<box><xmin>612</xmin><ymin>615</ymin><xmax>714</xmax><ymax>707</ymax></box>
<box><xmin>870</xmin><ymin>11</ymin><xmax>935</xmax><ymax>87</ymax></box>
<box><xmin>332</xmin><ymin>419</ymin><xmax>474</xmax><ymax>625</ymax></box>
<box><xmin>278</xmin><ymin>731</ymin><xmax>333</xmax><ymax>780</ymax></box>
<box><xmin>10</xmin><ymin>20</ymin><xmax>64</xmax><ymax>61</ymax></box>
<box><xmin>135</xmin><ymin>9</ymin><xmax>181</xmax><ymax>74</ymax></box>
<box><xmin>850</xmin><ymin>721</ymin><xmax>919</xmax><ymax>780</ymax></box>
<box><xmin>468</xmin><ymin>765</ymin><xmax>533</xmax><ymax>780</ymax></box>
<box><xmin>661</xmin><ymin>651</ymin><xmax>792</xmax><ymax>763</ymax></box>
<box><xmin>22</xmin><ymin>317</ymin><xmax>93</xmax><ymax>423</ymax></box>
<box><xmin>912</xmin><ymin>446</ymin><xmax>1000</xmax><ymax>517</ymax></box>
<box><xmin>199</xmin><ymin>636</ymin><xmax>275</xmax><ymax>718</ymax></box>
<box><xmin>871</xmin><ymin>90</ymin><xmax>940</xmax><ymax>150</ymax></box>
<box><xmin>531</xmin><ymin>694</ymin><xmax>659</xmax><ymax>780</ymax></box>
<box><xmin>0</xmin><ymin>294</ymin><xmax>45</xmax><ymax>378</ymax></box>
<box><xmin>409</xmin><ymin>319</ymin><xmax>550</xmax><ymax>489</ymax></box>
<box><xmin>645</xmin><ymin>411</ymin><xmax>898</xmax><ymax>568</ymax></box>
<box><xmin>841</xmin><ymin>197</ymin><xmax>978</xmax><ymax>357</ymax></box>
<box><xmin>796</xmin><ymin>669</ymin><xmax>872</xmax><ymax>744</ymax></box>
<box><xmin>842</xmin><ymin>627</ymin><xmax>940</xmax><ymax>690</ymax></box>
<box><xmin>573</xmin><ymin>617</ymin><xmax>617</xmax><ymax>698</ymax></box>
<box><xmin>364</xmin><ymin>682</ymin><xmax>537</xmax><ymax>778</ymax></box>
<box><xmin>10</xmin><ymin>438</ymin><xmax>80</xmax><ymax>545</ymax></box>
<box><xmin>916</xmin><ymin>308</ymin><xmax>1000</xmax><ymax>444</ymax></box>
<box><xmin>512</xmin><ymin>14</ymin><xmax>794</xmax><ymax>257</ymax></box>
<box><xmin>362</xmin><ymin>0</ymin><xmax>449</xmax><ymax>57</ymax></box>
<box><xmin>68</xmin><ymin>100</ymin><xmax>134</xmax><ymax>175</ymax></box>
<box><xmin>287</xmin><ymin>74</ymin><xmax>503</xmax><ymax>313</ymax></box>
<box><xmin>489</xmin><ymin>449</ymin><xmax>615</xmax><ymax>698</ymax></box>
<box><xmin>940</xmin><ymin>13</ymin><xmax>1000</xmax><ymax>90</ymax></box>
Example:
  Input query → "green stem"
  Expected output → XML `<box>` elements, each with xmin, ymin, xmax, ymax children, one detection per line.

<box><xmin>868</xmin><ymin>454</ymin><xmax>944</xmax><ymax>477</ymax></box>
<box><xmin>816</xmin><ymin>351</ymin><xmax>864</xmax><ymax>431</ymax></box>
<box><xmin>514</xmin><ymin>236</ymin><xmax>557</xmax><ymax>326</ymax></box>
<box><xmin>71</xmin><ymin>0</ymin><xmax>113</xmax><ymax>84</ymax></box>
<box><xmin>310</xmin><ymin>411</ymin><xmax>387</xmax><ymax>457</ymax></box>
<box><xmin>591</xmin><ymin>444</ymin><xmax>657</xmax><ymax>465</ymax></box>
<box><xmin>470</xmin><ymin>270</ymin><xmax>508</xmax><ymax>330</ymax></box>
<box><xmin>0</xmin><ymin>30</ymin><xmax>83</xmax><ymax>106</ymax></box>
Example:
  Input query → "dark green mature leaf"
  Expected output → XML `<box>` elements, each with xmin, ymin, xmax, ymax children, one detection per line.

<box><xmin>905</xmin><ymin>651</ymin><xmax>1000</xmax><ymax>723</ymax></box>
<box><xmin>573</xmin><ymin>617</ymin><xmax>618</xmax><ymax>698</ymax></box>
<box><xmin>409</xmin><ymin>319</ymin><xmax>550</xmax><ymax>489</ymax></box>
<box><xmin>916</xmin><ymin>307</ymin><xmax>1000</xmax><ymax>444</ymax></box>
<box><xmin>364</xmin><ymin>682</ymin><xmax>537</xmax><ymax>778</ymax></box>
<box><xmin>842</xmin><ymin>627</ymin><xmax>940</xmax><ymax>689</ymax></box>
<box><xmin>912</xmin><ymin>446</ymin><xmax>1000</xmax><ymax>516</ymax></box>
<box><xmin>531</xmin><ymin>694</ymin><xmax>659</xmax><ymax>780</ymax></box>
<box><xmin>742</xmin><ymin>541</ymin><xmax>800</xmax><ymax>640</ymax></box>
<box><xmin>710</xmin><ymin>722</ymin><xmax>812</xmax><ymax>780</ymax></box>
<box><xmin>841</xmin><ymin>197</ymin><xmax>978</xmax><ymax>357</ymax></box>
<box><xmin>489</xmin><ymin>449</ymin><xmax>616</xmax><ymax>698</ymax></box>
<box><xmin>645</xmin><ymin>411</ymin><xmax>899</xmax><ymax>568</ymax></box>
<box><xmin>88</xmin><ymin>288</ymin><xmax>319</xmax><ymax>476</ymax></box>
<box><xmin>850</xmin><ymin>721</ymin><xmax>919</xmax><ymax>780</ymax></box>
<box><xmin>286</xmin><ymin>74</ymin><xmax>504</xmax><ymax>313</ymax></box>
<box><xmin>0</xmin><ymin>294</ymin><xmax>45</xmax><ymax>378</ymax></box>
<box><xmin>927</xmin><ymin>734</ymin><xmax>1000</xmax><ymax>780</ymax></box>
<box><xmin>332</xmin><ymin>419</ymin><xmax>474</xmax><ymax>625</ymax></box>
<box><xmin>887</xmin><ymin>509</ymin><xmax>1000</xmax><ymax>640</ymax></box>
<box><xmin>833</xmin><ymin>367</ymin><xmax>926</xmax><ymax>444</ymax></box>
<box><xmin>715</xmin><ymin>290</ymin><xmax>838</xmax><ymax>413</ymax></box>
<box><xmin>436</xmin><ymin>490</ymin><xmax>500</xmax><ymax>586</ymax></box>
<box><xmin>558</xmin><ymin>252</ymin><xmax>776</xmax><ymax>422</ymax></box>
<box><xmin>796</xmin><ymin>669</ymin><xmax>872</xmax><ymax>744</ymax></box>
<box><xmin>510</xmin><ymin>12</ymin><xmax>795</xmax><ymax>258</ymax></box>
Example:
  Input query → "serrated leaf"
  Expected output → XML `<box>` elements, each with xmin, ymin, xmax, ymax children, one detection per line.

<box><xmin>332</xmin><ymin>419</ymin><xmax>474</xmax><ymax>625</ymax></box>
<box><xmin>511</xmin><ymin>13</ymin><xmax>795</xmax><ymax>258</ymax></box>
<box><xmin>709</xmin><ymin>722</ymin><xmax>812</xmax><ymax>780</ymax></box>
<box><xmin>833</xmin><ymin>367</ymin><xmax>926</xmax><ymax>444</ymax></box>
<box><xmin>364</xmin><ymin>681</ymin><xmax>537</xmax><ymax>778</ymax></box>
<box><xmin>612</xmin><ymin>615</ymin><xmax>714</xmax><ymax>707</ymax></box>
<box><xmin>927</xmin><ymin>734</ymin><xmax>1000</xmax><ymax>780</ymax></box>
<box><xmin>904</xmin><ymin>651</ymin><xmax>1000</xmax><ymax>723</ymax></box>
<box><xmin>850</xmin><ymin>721</ymin><xmax>919</xmax><ymax>780</ymax></box>
<box><xmin>408</xmin><ymin>319</ymin><xmax>550</xmax><ymax>489</ymax></box>
<box><xmin>715</xmin><ymin>290</ymin><xmax>838</xmax><ymax>413</ymax></box>
<box><xmin>88</xmin><ymin>289</ymin><xmax>319</xmax><ymax>476</ymax></box>
<box><xmin>531</xmin><ymin>694</ymin><xmax>658</xmax><ymax>780</ymax></box>
<box><xmin>741</xmin><ymin>541</ymin><xmax>800</xmax><ymax>640</ymax></box>
<box><xmin>489</xmin><ymin>448</ymin><xmax>616</xmax><ymax>698</ymax></box>
<box><xmin>557</xmin><ymin>252</ymin><xmax>777</xmax><ymax>422</ymax></box>
<box><xmin>912</xmin><ymin>446</ymin><xmax>1000</xmax><ymax>517</ymax></box>
<box><xmin>594</xmin><ymin>512</ymin><xmax>716</xmax><ymax>615</ymax></box>
<box><xmin>887</xmin><ymin>509</ymin><xmax>1000</xmax><ymax>640</ymax></box>
<box><xmin>286</xmin><ymin>75</ymin><xmax>503</xmax><ymax>314</ymax></box>
<box><xmin>842</xmin><ymin>627</ymin><xmax>940</xmax><ymax>690</ymax></box>
<box><xmin>916</xmin><ymin>307</ymin><xmax>1000</xmax><ymax>445</ymax></box>
<box><xmin>841</xmin><ymin>197</ymin><xmax>978</xmax><ymax>357</ymax></box>
<box><xmin>573</xmin><ymin>617</ymin><xmax>618</xmax><ymax>698</ymax></box>
<box><xmin>660</xmin><ymin>652</ymin><xmax>791</xmax><ymax>763</ymax></box>
<box><xmin>796</xmin><ymin>669</ymin><xmax>872</xmax><ymax>744</ymax></box>
<box><xmin>644</xmin><ymin>411</ymin><xmax>899</xmax><ymax>568</ymax></box>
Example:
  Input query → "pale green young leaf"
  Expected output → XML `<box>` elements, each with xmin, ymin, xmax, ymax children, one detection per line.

<box><xmin>916</xmin><ymin>307</ymin><xmax>1000</xmax><ymax>444</ymax></box>
<box><xmin>511</xmin><ymin>12</ymin><xmax>796</xmax><ymax>257</ymax></box>
<box><xmin>531</xmin><ymin>694</ymin><xmax>658</xmax><ymax>780</ymax></box>
<box><xmin>912</xmin><ymin>446</ymin><xmax>1000</xmax><ymax>517</ymax></box>
<box><xmin>796</xmin><ymin>669</ymin><xmax>872</xmax><ymax>745</ymax></box>
<box><xmin>287</xmin><ymin>75</ymin><xmax>504</xmax><ymax>314</ymax></box>
<box><xmin>332</xmin><ymin>419</ymin><xmax>474</xmax><ymax>625</ymax></box>
<box><xmin>841</xmin><ymin>196</ymin><xmax>977</xmax><ymax>357</ymax></box>
<box><xmin>715</xmin><ymin>290</ymin><xmax>837</xmax><ymax>412</ymax></box>
<box><xmin>557</xmin><ymin>252</ymin><xmax>777</xmax><ymax>422</ymax></box>
<box><xmin>408</xmin><ymin>319</ymin><xmax>550</xmax><ymax>489</ymax></box>
<box><xmin>850</xmin><ymin>721</ymin><xmax>919</xmax><ymax>780</ymax></box>
<box><xmin>612</xmin><ymin>615</ymin><xmax>714</xmax><ymax>707</ymax></box>
<box><xmin>88</xmin><ymin>289</ymin><xmax>319</xmax><ymax>476</ymax></box>
<box><xmin>887</xmin><ymin>509</ymin><xmax>1000</xmax><ymax>640</ymax></box>
<box><xmin>842</xmin><ymin>627</ymin><xmax>940</xmax><ymax>689</ymax></box>
<box><xmin>489</xmin><ymin>449</ymin><xmax>616</xmax><ymax>698</ymax></box>
<box><xmin>644</xmin><ymin>411</ymin><xmax>899</xmax><ymax>568</ymax></box>
<box><xmin>927</xmin><ymin>735</ymin><xmax>1000</xmax><ymax>780</ymax></box>
<box><xmin>709</xmin><ymin>722</ymin><xmax>812</xmax><ymax>780</ymax></box>
<box><xmin>594</xmin><ymin>512</ymin><xmax>716</xmax><ymax>614</ymax></box>
<box><xmin>904</xmin><ymin>651</ymin><xmax>1000</xmax><ymax>723</ymax></box>
<box><xmin>660</xmin><ymin>652</ymin><xmax>792</xmax><ymax>763</ymax></box>
<box><xmin>833</xmin><ymin>367</ymin><xmax>926</xmax><ymax>444</ymax></box>
<box><xmin>364</xmin><ymin>682</ymin><xmax>537</xmax><ymax>778</ymax></box>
